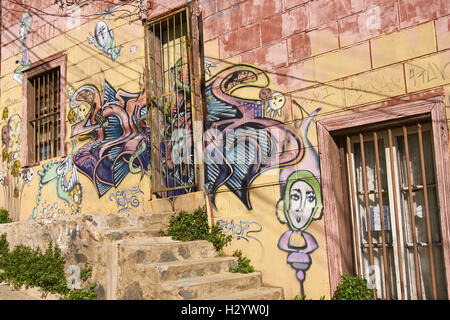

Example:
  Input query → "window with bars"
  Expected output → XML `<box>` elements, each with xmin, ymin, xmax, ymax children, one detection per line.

<box><xmin>345</xmin><ymin>122</ymin><xmax>446</xmax><ymax>300</ymax></box>
<box><xmin>146</xmin><ymin>7</ymin><xmax>197</xmax><ymax>196</ymax></box>
<box><xmin>29</xmin><ymin>67</ymin><xmax>61</xmax><ymax>163</ymax></box>
<box><xmin>23</xmin><ymin>55</ymin><xmax>65</xmax><ymax>166</ymax></box>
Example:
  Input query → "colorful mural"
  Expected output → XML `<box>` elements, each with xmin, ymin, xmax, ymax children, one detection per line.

<box><xmin>88</xmin><ymin>5</ymin><xmax>124</xmax><ymax>62</ymax></box>
<box><xmin>69</xmin><ymin>80</ymin><xmax>150</xmax><ymax>197</ymax></box>
<box><xmin>31</xmin><ymin>139</ymin><xmax>83</xmax><ymax>219</ymax></box>
<box><xmin>109</xmin><ymin>185</ymin><xmax>145</xmax><ymax>213</ymax></box>
<box><xmin>0</xmin><ymin>113</ymin><xmax>33</xmax><ymax>220</ymax></box>
<box><xmin>204</xmin><ymin>63</ymin><xmax>323</xmax><ymax>298</ymax></box>
<box><xmin>204</xmin><ymin>64</ymin><xmax>305</xmax><ymax>210</ymax></box>
<box><xmin>13</xmin><ymin>12</ymin><xmax>32</xmax><ymax>85</ymax></box>
<box><xmin>276</xmin><ymin>109</ymin><xmax>323</xmax><ymax>298</ymax></box>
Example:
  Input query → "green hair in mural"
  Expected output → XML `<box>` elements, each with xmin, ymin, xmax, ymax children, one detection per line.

<box><xmin>277</xmin><ymin>170</ymin><xmax>323</xmax><ymax>232</ymax></box>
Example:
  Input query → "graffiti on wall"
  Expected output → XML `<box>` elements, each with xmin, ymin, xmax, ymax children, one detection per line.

<box><xmin>69</xmin><ymin>80</ymin><xmax>150</xmax><ymax>197</ymax></box>
<box><xmin>88</xmin><ymin>5</ymin><xmax>124</xmax><ymax>62</ymax></box>
<box><xmin>204</xmin><ymin>63</ymin><xmax>323</xmax><ymax>297</ymax></box>
<box><xmin>204</xmin><ymin>64</ymin><xmax>305</xmax><ymax>210</ymax></box>
<box><xmin>0</xmin><ymin>113</ymin><xmax>33</xmax><ymax>220</ymax></box>
<box><xmin>31</xmin><ymin>139</ymin><xmax>83</xmax><ymax>219</ymax></box>
<box><xmin>217</xmin><ymin>219</ymin><xmax>262</xmax><ymax>243</ymax></box>
<box><xmin>276</xmin><ymin>109</ymin><xmax>322</xmax><ymax>298</ymax></box>
<box><xmin>109</xmin><ymin>185</ymin><xmax>145</xmax><ymax>213</ymax></box>
<box><xmin>13</xmin><ymin>12</ymin><xmax>32</xmax><ymax>85</ymax></box>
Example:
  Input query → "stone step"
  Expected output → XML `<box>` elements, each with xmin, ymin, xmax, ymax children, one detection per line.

<box><xmin>117</xmin><ymin>239</ymin><xmax>218</xmax><ymax>265</ymax></box>
<box><xmin>105</xmin><ymin>228</ymin><xmax>163</xmax><ymax>241</ymax></box>
<box><xmin>158</xmin><ymin>272</ymin><xmax>262</xmax><ymax>300</ymax></box>
<box><xmin>85</xmin><ymin>212</ymin><xmax>172</xmax><ymax>231</ymax></box>
<box><xmin>198</xmin><ymin>286</ymin><xmax>285</xmax><ymax>300</ymax></box>
<box><xmin>141</xmin><ymin>256</ymin><xmax>239</xmax><ymax>283</ymax></box>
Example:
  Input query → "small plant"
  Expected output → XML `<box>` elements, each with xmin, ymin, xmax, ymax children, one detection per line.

<box><xmin>0</xmin><ymin>209</ymin><xmax>12</xmax><ymax>224</ymax></box>
<box><xmin>229</xmin><ymin>250</ymin><xmax>254</xmax><ymax>274</ymax></box>
<box><xmin>163</xmin><ymin>206</ymin><xmax>231</xmax><ymax>252</ymax></box>
<box><xmin>65</xmin><ymin>283</ymin><xmax>97</xmax><ymax>300</ymax></box>
<box><xmin>332</xmin><ymin>273</ymin><xmax>375</xmax><ymax>300</ymax></box>
<box><xmin>0</xmin><ymin>234</ymin><xmax>97</xmax><ymax>300</ymax></box>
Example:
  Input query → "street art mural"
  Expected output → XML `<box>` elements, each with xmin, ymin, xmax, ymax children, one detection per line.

<box><xmin>0</xmin><ymin>113</ymin><xmax>33</xmax><ymax>220</ymax></box>
<box><xmin>276</xmin><ymin>109</ymin><xmax>323</xmax><ymax>298</ymax></box>
<box><xmin>109</xmin><ymin>185</ymin><xmax>145</xmax><ymax>213</ymax></box>
<box><xmin>204</xmin><ymin>63</ymin><xmax>323</xmax><ymax>297</ymax></box>
<box><xmin>31</xmin><ymin>140</ymin><xmax>83</xmax><ymax>219</ymax></box>
<box><xmin>217</xmin><ymin>219</ymin><xmax>263</xmax><ymax>243</ymax></box>
<box><xmin>69</xmin><ymin>80</ymin><xmax>150</xmax><ymax>197</ymax></box>
<box><xmin>13</xmin><ymin>12</ymin><xmax>33</xmax><ymax>85</ymax></box>
<box><xmin>204</xmin><ymin>64</ymin><xmax>305</xmax><ymax>210</ymax></box>
<box><xmin>88</xmin><ymin>5</ymin><xmax>124</xmax><ymax>62</ymax></box>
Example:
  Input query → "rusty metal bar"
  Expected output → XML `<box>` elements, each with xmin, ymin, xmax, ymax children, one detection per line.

<box><xmin>402</xmin><ymin>125</ymin><xmax>423</xmax><ymax>300</ymax></box>
<box><xmin>359</xmin><ymin>133</ymin><xmax>377</xmax><ymax>299</ymax></box>
<box><xmin>56</xmin><ymin>68</ymin><xmax>60</xmax><ymax>157</ymax></box>
<box><xmin>44</xmin><ymin>73</ymin><xmax>49</xmax><ymax>160</ymax></box>
<box><xmin>346</xmin><ymin>136</ymin><xmax>362</xmax><ymax>277</ymax></box>
<box><xmin>50</xmin><ymin>70</ymin><xmax>55</xmax><ymax>158</ymax></box>
<box><xmin>37</xmin><ymin>76</ymin><xmax>41</xmax><ymax>162</ymax></box>
<box><xmin>373</xmin><ymin>131</ymin><xmax>390</xmax><ymax>299</ymax></box>
<box><xmin>417</xmin><ymin>123</ymin><xmax>437</xmax><ymax>300</ymax></box>
<box><xmin>387</xmin><ymin>128</ymin><xmax>406</xmax><ymax>300</ymax></box>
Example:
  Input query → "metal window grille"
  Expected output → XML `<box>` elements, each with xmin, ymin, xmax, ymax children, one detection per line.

<box><xmin>345</xmin><ymin>122</ymin><xmax>446</xmax><ymax>300</ymax></box>
<box><xmin>29</xmin><ymin>67</ymin><xmax>61</xmax><ymax>163</ymax></box>
<box><xmin>147</xmin><ymin>8</ymin><xmax>196</xmax><ymax>196</ymax></box>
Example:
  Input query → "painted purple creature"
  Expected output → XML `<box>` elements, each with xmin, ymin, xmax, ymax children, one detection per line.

<box><xmin>70</xmin><ymin>81</ymin><xmax>150</xmax><ymax>197</ymax></box>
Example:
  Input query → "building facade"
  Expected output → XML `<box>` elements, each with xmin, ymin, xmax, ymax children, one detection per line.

<box><xmin>0</xmin><ymin>0</ymin><xmax>449</xmax><ymax>300</ymax></box>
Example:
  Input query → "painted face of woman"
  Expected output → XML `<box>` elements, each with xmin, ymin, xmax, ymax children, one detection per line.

<box><xmin>288</xmin><ymin>180</ymin><xmax>317</xmax><ymax>230</ymax></box>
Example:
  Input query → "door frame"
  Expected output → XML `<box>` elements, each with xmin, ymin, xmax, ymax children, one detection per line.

<box><xmin>317</xmin><ymin>96</ymin><xmax>450</xmax><ymax>298</ymax></box>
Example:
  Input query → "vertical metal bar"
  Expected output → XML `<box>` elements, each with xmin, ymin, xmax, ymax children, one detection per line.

<box><xmin>388</xmin><ymin>128</ymin><xmax>406</xmax><ymax>300</ymax></box>
<box><xmin>360</xmin><ymin>133</ymin><xmax>377</xmax><ymax>299</ymax></box>
<box><xmin>373</xmin><ymin>131</ymin><xmax>391</xmax><ymax>299</ymax></box>
<box><xmin>402</xmin><ymin>125</ymin><xmax>423</xmax><ymax>300</ymax></box>
<box><xmin>37</xmin><ymin>76</ymin><xmax>41</xmax><ymax>162</ymax></box>
<box><xmin>152</xmin><ymin>22</ymin><xmax>159</xmax><ymax>193</ymax></box>
<box><xmin>45</xmin><ymin>72</ymin><xmax>49</xmax><ymax>160</ymax></box>
<box><xmin>417</xmin><ymin>123</ymin><xmax>437</xmax><ymax>300</ymax></box>
<box><xmin>149</xmin><ymin>23</ymin><xmax>156</xmax><ymax>196</ymax></box>
<box><xmin>186</xmin><ymin>7</ymin><xmax>194</xmax><ymax>187</ymax></box>
<box><xmin>56</xmin><ymin>68</ymin><xmax>60</xmax><ymax>156</ymax></box>
<box><xmin>346</xmin><ymin>136</ymin><xmax>362</xmax><ymax>277</ymax></box>
<box><xmin>33</xmin><ymin>77</ymin><xmax>38</xmax><ymax>163</ymax></box>
<box><xmin>50</xmin><ymin>70</ymin><xmax>55</xmax><ymax>158</ymax></box>
<box><xmin>180</xmin><ymin>11</ymin><xmax>188</xmax><ymax>186</ymax></box>
<box><xmin>172</xmin><ymin>13</ymin><xmax>178</xmax><ymax>187</ymax></box>
<box><xmin>159</xmin><ymin>20</ymin><xmax>166</xmax><ymax>192</ymax></box>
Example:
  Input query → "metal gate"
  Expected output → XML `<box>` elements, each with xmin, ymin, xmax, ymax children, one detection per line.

<box><xmin>146</xmin><ymin>8</ymin><xmax>197</xmax><ymax>197</ymax></box>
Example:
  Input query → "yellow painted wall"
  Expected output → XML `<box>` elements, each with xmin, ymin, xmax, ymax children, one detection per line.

<box><xmin>1</xmin><ymin>0</ymin><xmax>449</xmax><ymax>301</ymax></box>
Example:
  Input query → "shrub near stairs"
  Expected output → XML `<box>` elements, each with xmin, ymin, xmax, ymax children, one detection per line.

<box><xmin>162</xmin><ymin>206</ymin><xmax>232</xmax><ymax>253</ymax></box>
<box><xmin>0</xmin><ymin>233</ymin><xmax>96</xmax><ymax>300</ymax></box>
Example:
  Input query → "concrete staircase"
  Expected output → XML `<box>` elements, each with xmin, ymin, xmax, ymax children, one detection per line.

<box><xmin>0</xmin><ymin>204</ymin><xmax>284</xmax><ymax>300</ymax></box>
<box><xmin>101</xmin><ymin>212</ymin><xmax>284</xmax><ymax>300</ymax></box>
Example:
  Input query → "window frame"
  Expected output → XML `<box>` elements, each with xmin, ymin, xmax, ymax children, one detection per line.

<box><xmin>21</xmin><ymin>53</ymin><xmax>67</xmax><ymax>167</ymax></box>
<box><xmin>317</xmin><ymin>96</ymin><xmax>450</xmax><ymax>299</ymax></box>
<box><xmin>143</xmin><ymin>2</ymin><xmax>204</xmax><ymax>197</ymax></box>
